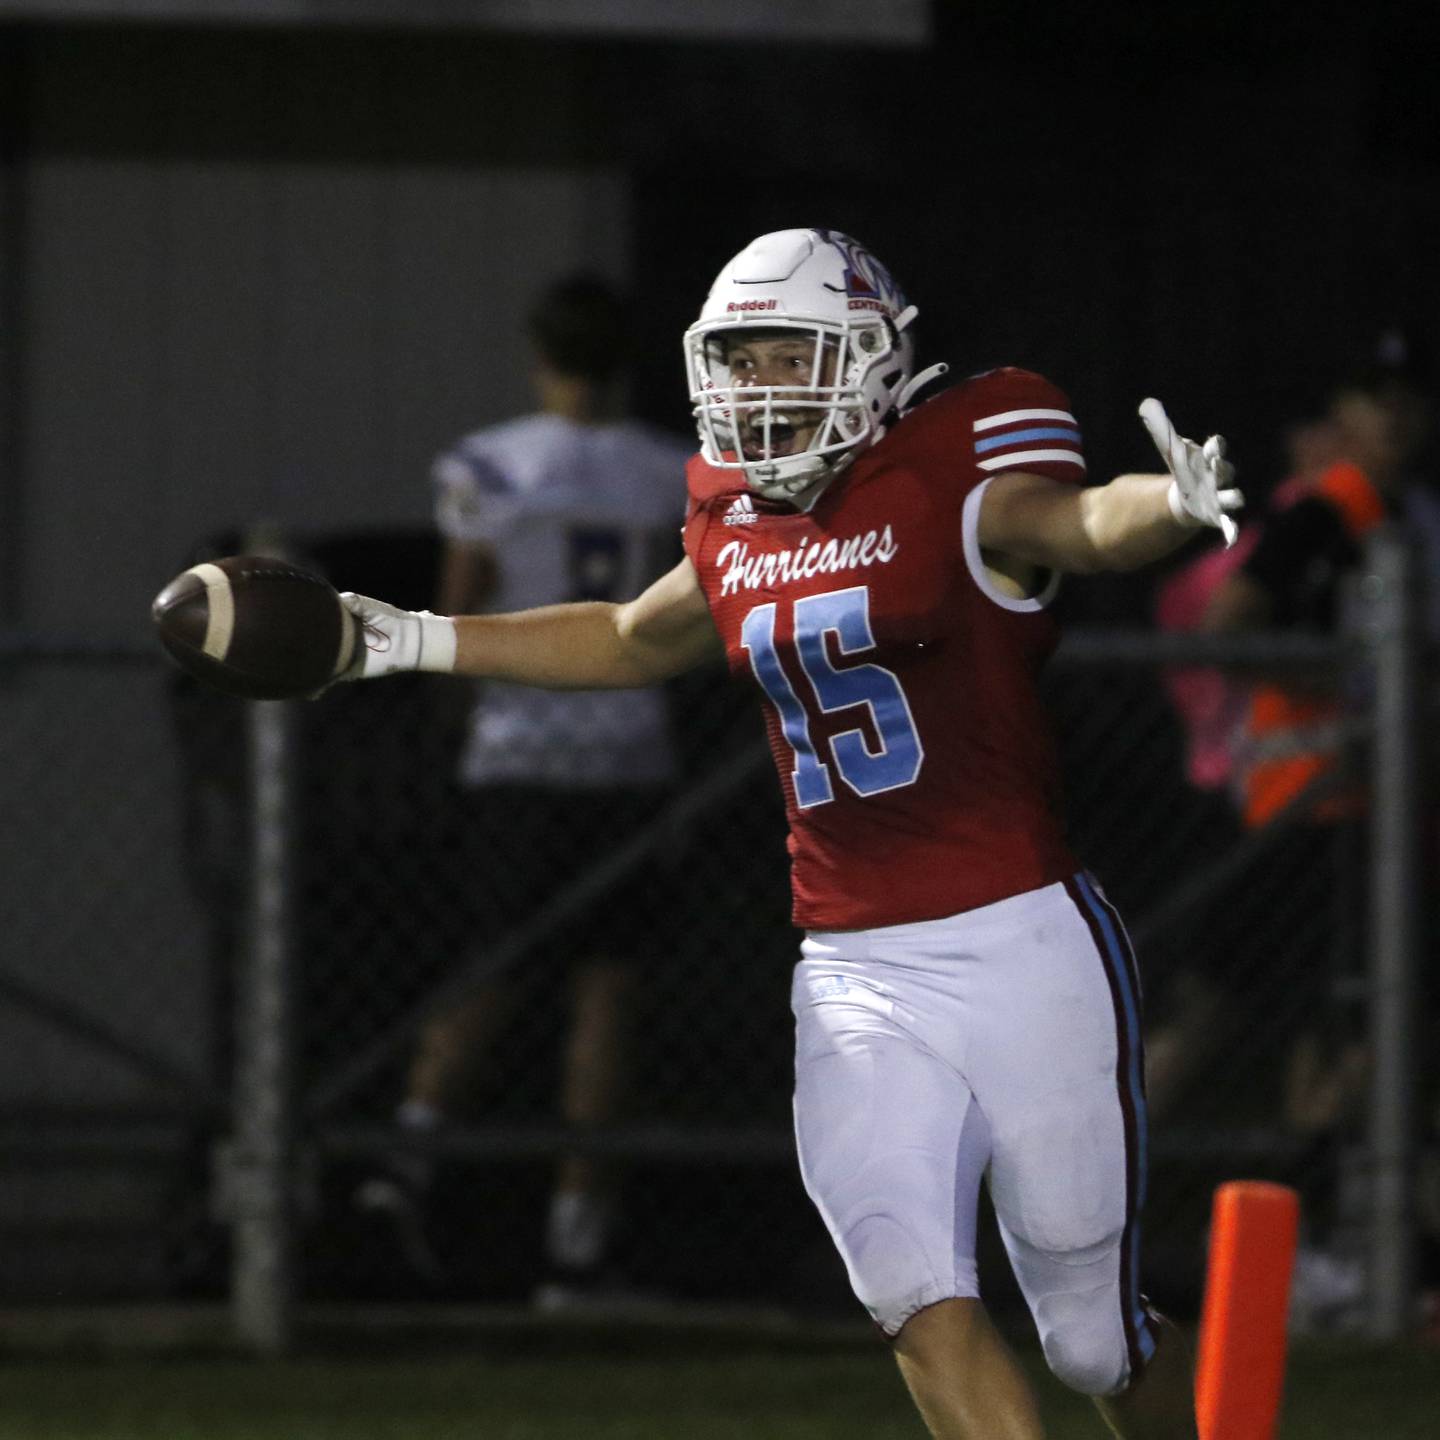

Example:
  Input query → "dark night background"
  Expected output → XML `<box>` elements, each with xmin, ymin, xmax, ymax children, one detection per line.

<box><xmin>1</xmin><ymin>0</ymin><xmax>1437</xmax><ymax>1323</ymax></box>
<box><xmin>3</xmin><ymin>2</ymin><xmax>1440</xmax><ymax>625</ymax></box>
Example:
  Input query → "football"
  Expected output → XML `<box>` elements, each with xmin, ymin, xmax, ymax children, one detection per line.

<box><xmin>151</xmin><ymin>554</ymin><xmax>360</xmax><ymax>700</ymax></box>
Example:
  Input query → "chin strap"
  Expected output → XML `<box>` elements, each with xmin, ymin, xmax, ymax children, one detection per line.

<box><xmin>762</xmin><ymin>458</ymin><xmax>845</xmax><ymax>513</ymax></box>
<box><xmin>748</xmin><ymin>455</ymin><xmax>831</xmax><ymax>500</ymax></box>
<box><xmin>896</xmin><ymin>362</ymin><xmax>950</xmax><ymax>415</ymax></box>
<box><xmin>887</xmin><ymin>305</ymin><xmax>946</xmax><ymax>417</ymax></box>
<box><xmin>746</xmin><ymin>442</ymin><xmax>857</xmax><ymax>503</ymax></box>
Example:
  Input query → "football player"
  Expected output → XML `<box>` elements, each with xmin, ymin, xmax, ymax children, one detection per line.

<box><xmin>334</xmin><ymin>229</ymin><xmax>1239</xmax><ymax>1440</ymax></box>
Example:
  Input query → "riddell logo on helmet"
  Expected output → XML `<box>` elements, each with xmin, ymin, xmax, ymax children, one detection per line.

<box><xmin>727</xmin><ymin>299</ymin><xmax>778</xmax><ymax>312</ymax></box>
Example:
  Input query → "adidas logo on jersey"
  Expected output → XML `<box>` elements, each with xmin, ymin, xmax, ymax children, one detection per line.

<box><xmin>723</xmin><ymin>494</ymin><xmax>760</xmax><ymax>525</ymax></box>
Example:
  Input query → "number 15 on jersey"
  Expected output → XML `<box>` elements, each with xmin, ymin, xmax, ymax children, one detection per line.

<box><xmin>741</xmin><ymin>585</ymin><xmax>924</xmax><ymax>809</ymax></box>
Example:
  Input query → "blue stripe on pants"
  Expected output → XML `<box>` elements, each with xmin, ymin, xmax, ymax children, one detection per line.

<box><xmin>1071</xmin><ymin>872</ymin><xmax>1157</xmax><ymax>1366</ymax></box>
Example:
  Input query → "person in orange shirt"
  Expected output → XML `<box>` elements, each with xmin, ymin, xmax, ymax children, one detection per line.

<box><xmin>1208</xmin><ymin>346</ymin><xmax>1430</xmax><ymax>659</ymax></box>
<box><xmin>1203</xmin><ymin>339</ymin><xmax>1433</xmax><ymax>1328</ymax></box>
<box><xmin>1142</xmin><ymin>414</ymin><xmax>1342</xmax><ymax>1119</ymax></box>
<box><xmin>1208</xmin><ymin>358</ymin><xmax>1428</xmax><ymax>825</ymax></box>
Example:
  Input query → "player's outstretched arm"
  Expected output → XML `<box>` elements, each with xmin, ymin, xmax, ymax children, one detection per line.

<box><xmin>978</xmin><ymin>399</ymin><xmax>1243</xmax><ymax>574</ymax></box>
<box><xmin>337</xmin><ymin>556</ymin><xmax>723</xmax><ymax>690</ymax></box>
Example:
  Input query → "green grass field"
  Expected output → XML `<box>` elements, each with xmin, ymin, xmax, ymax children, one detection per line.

<box><xmin>1</xmin><ymin>1337</ymin><xmax>1436</xmax><ymax>1438</ymax></box>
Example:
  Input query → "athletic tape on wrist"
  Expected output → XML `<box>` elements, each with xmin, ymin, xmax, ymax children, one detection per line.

<box><xmin>1167</xmin><ymin>479</ymin><xmax>1202</xmax><ymax>528</ymax></box>
<box><xmin>417</xmin><ymin>613</ymin><xmax>458</xmax><ymax>673</ymax></box>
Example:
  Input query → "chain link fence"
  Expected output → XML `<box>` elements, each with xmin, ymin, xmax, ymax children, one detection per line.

<box><xmin>0</xmin><ymin>645</ymin><xmax>225</xmax><ymax>1299</ymax></box>
<box><xmin>1</xmin><ymin>529</ymin><xmax>1433</xmax><ymax>1349</ymax></box>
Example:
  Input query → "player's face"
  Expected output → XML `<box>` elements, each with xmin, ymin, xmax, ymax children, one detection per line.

<box><xmin>725</xmin><ymin>332</ymin><xmax>840</xmax><ymax>461</ymax></box>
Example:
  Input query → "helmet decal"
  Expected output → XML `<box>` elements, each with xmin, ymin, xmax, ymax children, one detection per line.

<box><xmin>817</xmin><ymin>229</ymin><xmax>906</xmax><ymax>316</ymax></box>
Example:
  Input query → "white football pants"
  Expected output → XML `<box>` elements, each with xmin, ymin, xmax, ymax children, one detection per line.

<box><xmin>791</xmin><ymin>873</ymin><xmax>1160</xmax><ymax>1396</ymax></box>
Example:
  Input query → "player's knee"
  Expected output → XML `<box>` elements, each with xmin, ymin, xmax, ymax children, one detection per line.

<box><xmin>1034</xmin><ymin>1294</ymin><xmax>1130</xmax><ymax>1396</ymax></box>
<box><xmin>843</xmin><ymin>1210</ymin><xmax>976</xmax><ymax>1335</ymax></box>
<box><xmin>1041</xmin><ymin>1327</ymin><xmax>1129</xmax><ymax>1397</ymax></box>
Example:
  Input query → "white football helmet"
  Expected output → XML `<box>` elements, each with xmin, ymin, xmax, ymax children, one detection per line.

<box><xmin>685</xmin><ymin>228</ymin><xmax>932</xmax><ymax>500</ymax></box>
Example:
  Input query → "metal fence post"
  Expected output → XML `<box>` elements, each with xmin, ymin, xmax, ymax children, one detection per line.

<box><xmin>230</xmin><ymin>697</ymin><xmax>298</xmax><ymax>1354</ymax></box>
<box><xmin>1360</xmin><ymin>526</ymin><xmax>1422</xmax><ymax>1339</ymax></box>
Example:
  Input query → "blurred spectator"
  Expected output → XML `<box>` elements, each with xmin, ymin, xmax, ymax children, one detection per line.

<box><xmin>1156</xmin><ymin>414</ymin><xmax>1341</xmax><ymax>798</ymax></box>
<box><xmin>1201</xmin><ymin>333</ymin><xmax>1436</xmax><ymax>1327</ymax></box>
<box><xmin>1211</xmin><ymin>342</ymin><xmax>1431</xmax><ymax>826</ymax></box>
<box><xmin>1142</xmin><ymin>412</ymin><xmax>1344</xmax><ymax>1118</ymax></box>
<box><xmin>355</xmin><ymin>276</ymin><xmax>690</xmax><ymax>1305</ymax></box>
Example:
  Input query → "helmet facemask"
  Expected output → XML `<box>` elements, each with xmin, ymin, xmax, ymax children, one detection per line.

<box><xmin>686</xmin><ymin>314</ymin><xmax>911</xmax><ymax>501</ymax></box>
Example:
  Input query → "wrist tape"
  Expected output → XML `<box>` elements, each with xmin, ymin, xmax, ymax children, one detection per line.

<box><xmin>1166</xmin><ymin>479</ymin><xmax>1202</xmax><ymax>528</ymax></box>
<box><xmin>415</xmin><ymin>612</ymin><xmax>458</xmax><ymax>673</ymax></box>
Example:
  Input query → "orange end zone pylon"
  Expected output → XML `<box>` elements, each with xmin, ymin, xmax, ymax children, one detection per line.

<box><xmin>1194</xmin><ymin>1180</ymin><xmax>1301</xmax><ymax>1440</ymax></box>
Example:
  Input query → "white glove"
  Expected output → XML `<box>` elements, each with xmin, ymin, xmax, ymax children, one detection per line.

<box><xmin>334</xmin><ymin>592</ymin><xmax>457</xmax><ymax>681</ymax></box>
<box><xmin>1139</xmin><ymin>397</ymin><xmax>1243</xmax><ymax>548</ymax></box>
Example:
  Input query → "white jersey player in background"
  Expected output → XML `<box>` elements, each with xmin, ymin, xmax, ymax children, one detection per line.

<box><xmin>357</xmin><ymin>275</ymin><xmax>688</xmax><ymax>1304</ymax></box>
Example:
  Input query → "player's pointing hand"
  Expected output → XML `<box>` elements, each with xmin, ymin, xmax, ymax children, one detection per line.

<box><xmin>1139</xmin><ymin>398</ymin><xmax>1243</xmax><ymax>548</ymax></box>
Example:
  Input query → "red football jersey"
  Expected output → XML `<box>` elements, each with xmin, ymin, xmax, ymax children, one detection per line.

<box><xmin>684</xmin><ymin>367</ymin><xmax>1087</xmax><ymax>931</ymax></box>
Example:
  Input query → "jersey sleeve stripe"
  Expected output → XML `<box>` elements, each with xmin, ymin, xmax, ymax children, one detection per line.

<box><xmin>974</xmin><ymin>425</ymin><xmax>1082</xmax><ymax>454</ymax></box>
<box><xmin>977</xmin><ymin>448</ymin><xmax>1087</xmax><ymax>473</ymax></box>
<box><xmin>973</xmin><ymin>407</ymin><xmax>1077</xmax><ymax>432</ymax></box>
